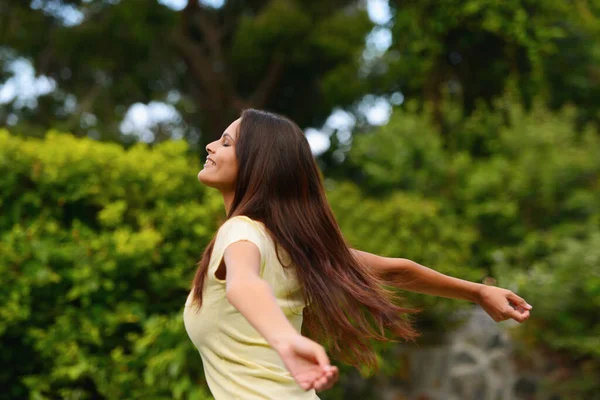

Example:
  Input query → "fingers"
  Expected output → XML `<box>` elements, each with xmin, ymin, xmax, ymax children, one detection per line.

<box><xmin>505</xmin><ymin>306</ymin><xmax>530</xmax><ymax>323</ymax></box>
<box><xmin>313</xmin><ymin>374</ymin><xmax>329</xmax><ymax>391</ymax></box>
<box><xmin>313</xmin><ymin>366</ymin><xmax>339</xmax><ymax>392</ymax></box>
<box><xmin>289</xmin><ymin>336</ymin><xmax>338</xmax><ymax>392</ymax></box>
<box><xmin>505</xmin><ymin>291</ymin><xmax>532</xmax><ymax>323</ymax></box>
<box><xmin>299</xmin><ymin>380</ymin><xmax>312</xmax><ymax>391</ymax></box>
<box><xmin>325</xmin><ymin>366</ymin><xmax>339</xmax><ymax>390</ymax></box>
<box><xmin>507</xmin><ymin>291</ymin><xmax>533</xmax><ymax>310</ymax></box>
<box><xmin>314</xmin><ymin>346</ymin><xmax>331</xmax><ymax>370</ymax></box>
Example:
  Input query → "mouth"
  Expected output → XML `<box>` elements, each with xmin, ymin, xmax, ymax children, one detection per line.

<box><xmin>204</xmin><ymin>157</ymin><xmax>216</xmax><ymax>167</ymax></box>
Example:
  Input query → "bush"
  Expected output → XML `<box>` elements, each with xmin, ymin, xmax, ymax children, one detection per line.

<box><xmin>0</xmin><ymin>130</ymin><xmax>219</xmax><ymax>399</ymax></box>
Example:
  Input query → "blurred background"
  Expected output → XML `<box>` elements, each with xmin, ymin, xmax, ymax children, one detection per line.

<box><xmin>1</xmin><ymin>0</ymin><xmax>599</xmax><ymax>399</ymax></box>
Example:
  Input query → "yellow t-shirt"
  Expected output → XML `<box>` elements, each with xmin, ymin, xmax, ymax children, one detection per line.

<box><xmin>183</xmin><ymin>216</ymin><xmax>319</xmax><ymax>400</ymax></box>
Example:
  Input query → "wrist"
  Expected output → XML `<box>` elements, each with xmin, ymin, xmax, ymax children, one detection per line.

<box><xmin>270</xmin><ymin>332</ymin><xmax>301</xmax><ymax>354</ymax></box>
<box><xmin>470</xmin><ymin>282</ymin><xmax>486</xmax><ymax>304</ymax></box>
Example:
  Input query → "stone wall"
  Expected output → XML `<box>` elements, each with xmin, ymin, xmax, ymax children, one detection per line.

<box><xmin>377</xmin><ymin>307</ymin><xmax>558</xmax><ymax>400</ymax></box>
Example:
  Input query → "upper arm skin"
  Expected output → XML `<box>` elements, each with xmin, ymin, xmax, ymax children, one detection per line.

<box><xmin>223</xmin><ymin>240</ymin><xmax>262</xmax><ymax>292</ymax></box>
<box><xmin>350</xmin><ymin>248</ymin><xmax>396</xmax><ymax>275</ymax></box>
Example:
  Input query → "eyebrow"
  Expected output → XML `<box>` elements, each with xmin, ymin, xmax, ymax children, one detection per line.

<box><xmin>222</xmin><ymin>132</ymin><xmax>235</xmax><ymax>141</ymax></box>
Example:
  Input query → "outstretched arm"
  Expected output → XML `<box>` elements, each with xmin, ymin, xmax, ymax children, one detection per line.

<box><xmin>351</xmin><ymin>249</ymin><xmax>482</xmax><ymax>301</ymax></box>
<box><xmin>350</xmin><ymin>249</ymin><xmax>532</xmax><ymax>323</ymax></box>
<box><xmin>224</xmin><ymin>241</ymin><xmax>338</xmax><ymax>391</ymax></box>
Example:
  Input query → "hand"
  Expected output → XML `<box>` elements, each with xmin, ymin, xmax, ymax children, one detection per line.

<box><xmin>274</xmin><ymin>334</ymin><xmax>339</xmax><ymax>392</ymax></box>
<box><xmin>476</xmin><ymin>285</ymin><xmax>533</xmax><ymax>323</ymax></box>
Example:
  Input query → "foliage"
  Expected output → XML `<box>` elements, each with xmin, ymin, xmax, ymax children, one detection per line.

<box><xmin>495</xmin><ymin>229</ymin><xmax>600</xmax><ymax>399</ymax></box>
<box><xmin>0</xmin><ymin>129</ymin><xmax>481</xmax><ymax>399</ymax></box>
<box><xmin>345</xmin><ymin>96</ymin><xmax>600</xmax><ymax>397</ymax></box>
<box><xmin>346</xmin><ymin>102</ymin><xmax>449</xmax><ymax>196</ymax></box>
<box><xmin>3</xmin><ymin>0</ymin><xmax>599</xmax><ymax>167</ymax></box>
<box><xmin>0</xmin><ymin>0</ymin><xmax>372</xmax><ymax>148</ymax></box>
<box><xmin>458</xmin><ymin>100</ymin><xmax>600</xmax><ymax>397</ymax></box>
<box><xmin>0</xmin><ymin>131</ymin><xmax>222</xmax><ymax>399</ymax></box>
<box><xmin>329</xmin><ymin>181</ymin><xmax>481</xmax><ymax>324</ymax></box>
<box><xmin>1</xmin><ymin>88</ymin><xmax>599</xmax><ymax>398</ymax></box>
<box><xmin>380</xmin><ymin>0</ymin><xmax>600</xmax><ymax>129</ymax></box>
<box><xmin>1</xmin><ymin>1</ymin><xmax>599</xmax><ymax>394</ymax></box>
<box><xmin>455</xmin><ymin>100</ymin><xmax>600</xmax><ymax>258</ymax></box>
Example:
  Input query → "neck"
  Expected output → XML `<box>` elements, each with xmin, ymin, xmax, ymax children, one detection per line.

<box><xmin>222</xmin><ymin>191</ymin><xmax>234</xmax><ymax>215</ymax></box>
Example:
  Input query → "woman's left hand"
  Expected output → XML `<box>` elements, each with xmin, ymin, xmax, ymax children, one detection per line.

<box><xmin>476</xmin><ymin>285</ymin><xmax>532</xmax><ymax>323</ymax></box>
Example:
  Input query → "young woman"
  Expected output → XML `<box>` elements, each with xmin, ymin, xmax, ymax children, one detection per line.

<box><xmin>183</xmin><ymin>109</ymin><xmax>532</xmax><ymax>399</ymax></box>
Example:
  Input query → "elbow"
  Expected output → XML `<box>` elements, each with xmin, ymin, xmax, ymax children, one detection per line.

<box><xmin>396</xmin><ymin>258</ymin><xmax>418</xmax><ymax>269</ymax></box>
<box><xmin>379</xmin><ymin>257</ymin><xmax>416</xmax><ymax>278</ymax></box>
<box><xmin>375</xmin><ymin>256</ymin><xmax>402</xmax><ymax>274</ymax></box>
<box><xmin>392</xmin><ymin>258</ymin><xmax>423</xmax><ymax>278</ymax></box>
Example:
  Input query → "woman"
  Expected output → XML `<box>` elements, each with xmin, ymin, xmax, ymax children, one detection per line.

<box><xmin>183</xmin><ymin>109</ymin><xmax>532</xmax><ymax>399</ymax></box>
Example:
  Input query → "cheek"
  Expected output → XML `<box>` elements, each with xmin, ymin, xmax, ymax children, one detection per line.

<box><xmin>224</xmin><ymin>151</ymin><xmax>238</xmax><ymax>170</ymax></box>
<box><xmin>214</xmin><ymin>154</ymin><xmax>238</xmax><ymax>183</ymax></box>
<box><xmin>224</xmin><ymin>158</ymin><xmax>239</xmax><ymax>181</ymax></box>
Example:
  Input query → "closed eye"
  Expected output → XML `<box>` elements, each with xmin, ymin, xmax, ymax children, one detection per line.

<box><xmin>221</xmin><ymin>132</ymin><xmax>235</xmax><ymax>145</ymax></box>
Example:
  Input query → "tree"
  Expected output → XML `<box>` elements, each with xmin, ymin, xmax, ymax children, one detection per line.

<box><xmin>374</xmin><ymin>0</ymin><xmax>600</xmax><ymax>133</ymax></box>
<box><xmin>0</xmin><ymin>0</ymin><xmax>372</xmax><ymax>149</ymax></box>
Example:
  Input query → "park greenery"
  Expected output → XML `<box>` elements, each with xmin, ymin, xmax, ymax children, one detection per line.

<box><xmin>1</xmin><ymin>0</ymin><xmax>600</xmax><ymax>399</ymax></box>
<box><xmin>2</xmin><ymin>95</ymin><xmax>599</xmax><ymax>398</ymax></box>
<box><xmin>2</xmin><ymin>0</ymin><xmax>600</xmax><ymax>152</ymax></box>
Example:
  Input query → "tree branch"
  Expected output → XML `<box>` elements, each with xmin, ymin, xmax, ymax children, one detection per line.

<box><xmin>171</xmin><ymin>1</ymin><xmax>215</xmax><ymax>90</ymax></box>
<box><xmin>188</xmin><ymin>2</ymin><xmax>245</xmax><ymax>109</ymax></box>
<box><xmin>250</xmin><ymin>55</ymin><xmax>285</xmax><ymax>108</ymax></box>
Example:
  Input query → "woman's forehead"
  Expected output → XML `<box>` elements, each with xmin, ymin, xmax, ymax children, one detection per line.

<box><xmin>224</xmin><ymin>118</ymin><xmax>242</xmax><ymax>140</ymax></box>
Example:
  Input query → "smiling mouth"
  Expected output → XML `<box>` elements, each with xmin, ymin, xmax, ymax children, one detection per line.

<box><xmin>204</xmin><ymin>159</ymin><xmax>216</xmax><ymax>166</ymax></box>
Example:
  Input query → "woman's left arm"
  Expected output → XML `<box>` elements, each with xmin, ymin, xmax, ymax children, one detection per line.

<box><xmin>351</xmin><ymin>249</ymin><xmax>532</xmax><ymax>323</ymax></box>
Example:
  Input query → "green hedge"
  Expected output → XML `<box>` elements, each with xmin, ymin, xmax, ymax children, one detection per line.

<box><xmin>0</xmin><ymin>131</ymin><xmax>221</xmax><ymax>399</ymax></box>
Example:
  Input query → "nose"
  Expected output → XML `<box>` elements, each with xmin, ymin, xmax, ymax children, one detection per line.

<box><xmin>205</xmin><ymin>141</ymin><xmax>215</xmax><ymax>155</ymax></box>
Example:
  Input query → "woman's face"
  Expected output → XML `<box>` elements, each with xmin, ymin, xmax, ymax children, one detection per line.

<box><xmin>198</xmin><ymin>118</ymin><xmax>240</xmax><ymax>192</ymax></box>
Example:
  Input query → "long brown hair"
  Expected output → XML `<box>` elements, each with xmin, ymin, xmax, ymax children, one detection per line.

<box><xmin>192</xmin><ymin>109</ymin><xmax>420</xmax><ymax>370</ymax></box>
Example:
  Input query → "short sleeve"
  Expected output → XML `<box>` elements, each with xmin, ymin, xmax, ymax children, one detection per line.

<box><xmin>216</xmin><ymin>216</ymin><xmax>266</xmax><ymax>267</ymax></box>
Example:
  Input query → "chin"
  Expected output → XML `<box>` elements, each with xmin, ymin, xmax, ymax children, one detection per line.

<box><xmin>198</xmin><ymin>169</ymin><xmax>236</xmax><ymax>192</ymax></box>
<box><xmin>197</xmin><ymin>170</ymin><xmax>218</xmax><ymax>188</ymax></box>
<box><xmin>197</xmin><ymin>170</ymin><xmax>210</xmax><ymax>184</ymax></box>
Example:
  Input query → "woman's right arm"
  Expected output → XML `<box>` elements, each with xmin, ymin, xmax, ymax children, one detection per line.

<box><xmin>224</xmin><ymin>240</ymin><xmax>338</xmax><ymax>391</ymax></box>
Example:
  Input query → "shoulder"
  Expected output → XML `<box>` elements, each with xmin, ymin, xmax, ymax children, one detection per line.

<box><xmin>216</xmin><ymin>215</ymin><xmax>268</xmax><ymax>255</ymax></box>
<box><xmin>220</xmin><ymin>215</ymin><xmax>265</xmax><ymax>235</ymax></box>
